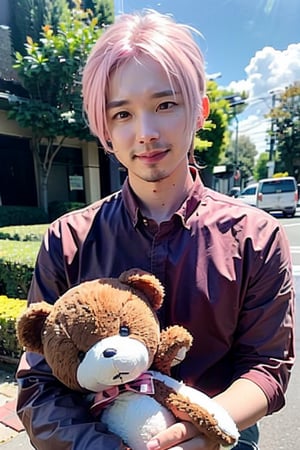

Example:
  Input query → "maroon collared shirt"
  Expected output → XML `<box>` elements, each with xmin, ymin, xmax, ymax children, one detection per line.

<box><xmin>17</xmin><ymin>168</ymin><xmax>295</xmax><ymax>449</ymax></box>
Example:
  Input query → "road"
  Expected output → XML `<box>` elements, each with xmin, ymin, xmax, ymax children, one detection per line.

<box><xmin>259</xmin><ymin>208</ymin><xmax>300</xmax><ymax>449</ymax></box>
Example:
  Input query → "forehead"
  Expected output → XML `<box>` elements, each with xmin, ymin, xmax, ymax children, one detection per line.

<box><xmin>107</xmin><ymin>55</ymin><xmax>179</xmax><ymax>103</ymax></box>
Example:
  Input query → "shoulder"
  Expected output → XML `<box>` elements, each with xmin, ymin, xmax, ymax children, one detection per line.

<box><xmin>45</xmin><ymin>191</ymin><xmax>123</xmax><ymax>241</ymax></box>
<box><xmin>203</xmin><ymin>187</ymin><xmax>277</xmax><ymax>220</ymax></box>
<box><xmin>196</xmin><ymin>187</ymin><xmax>284</xmax><ymax>239</ymax></box>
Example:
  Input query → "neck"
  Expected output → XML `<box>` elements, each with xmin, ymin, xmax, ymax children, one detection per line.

<box><xmin>129</xmin><ymin>163</ymin><xmax>194</xmax><ymax>223</ymax></box>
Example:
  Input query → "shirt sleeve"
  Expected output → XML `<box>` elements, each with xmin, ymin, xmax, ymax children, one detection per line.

<box><xmin>232</xmin><ymin>221</ymin><xmax>295</xmax><ymax>414</ymax></box>
<box><xmin>16</xmin><ymin>223</ymin><xmax>126</xmax><ymax>450</ymax></box>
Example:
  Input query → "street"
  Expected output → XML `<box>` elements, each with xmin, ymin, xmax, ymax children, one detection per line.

<box><xmin>259</xmin><ymin>207</ymin><xmax>300</xmax><ymax>449</ymax></box>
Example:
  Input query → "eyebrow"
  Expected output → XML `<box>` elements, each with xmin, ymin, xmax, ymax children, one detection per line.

<box><xmin>106</xmin><ymin>90</ymin><xmax>179</xmax><ymax>110</ymax></box>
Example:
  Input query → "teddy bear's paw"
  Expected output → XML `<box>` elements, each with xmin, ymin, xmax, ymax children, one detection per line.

<box><xmin>166</xmin><ymin>392</ymin><xmax>239</xmax><ymax>448</ymax></box>
<box><xmin>153</xmin><ymin>326</ymin><xmax>193</xmax><ymax>374</ymax></box>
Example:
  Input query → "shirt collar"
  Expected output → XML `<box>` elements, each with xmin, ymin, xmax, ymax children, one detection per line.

<box><xmin>122</xmin><ymin>166</ymin><xmax>205</xmax><ymax>227</ymax></box>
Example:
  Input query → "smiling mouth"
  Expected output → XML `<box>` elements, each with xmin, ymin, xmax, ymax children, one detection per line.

<box><xmin>137</xmin><ymin>149</ymin><xmax>169</xmax><ymax>162</ymax></box>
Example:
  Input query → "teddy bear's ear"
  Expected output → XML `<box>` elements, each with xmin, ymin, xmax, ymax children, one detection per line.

<box><xmin>119</xmin><ymin>268</ymin><xmax>164</xmax><ymax>310</ymax></box>
<box><xmin>16</xmin><ymin>301</ymin><xmax>53</xmax><ymax>354</ymax></box>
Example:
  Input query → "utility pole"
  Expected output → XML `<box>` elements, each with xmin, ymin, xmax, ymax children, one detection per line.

<box><xmin>268</xmin><ymin>89</ymin><xmax>283</xmax><ymax>177</ymax></box>
<box><xmin>269</xmin><ymin>92</ymin><xmax>276</xmax><ymax>163</ymax></box>
<box><xmin>224</xmin><ymin>95</ymin><xmax>245</xmax><ymax>186</ymax></box>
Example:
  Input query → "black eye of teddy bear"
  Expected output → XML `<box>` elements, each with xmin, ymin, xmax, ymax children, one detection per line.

<box><xmin>119</xmin><ymin>325</ymin><xmax>130</xmax><ymax>336</ymax></box>
<box><xmin>78</xmin><ymin>351</ymin><xmax>86</xmax><ymax>362</ymax></box>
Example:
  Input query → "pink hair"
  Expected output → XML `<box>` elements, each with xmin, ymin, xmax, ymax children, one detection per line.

<box><xmin>82</xmin><ymin>9</ymin><xmax>207</xmax><ymax>151</ymax></box>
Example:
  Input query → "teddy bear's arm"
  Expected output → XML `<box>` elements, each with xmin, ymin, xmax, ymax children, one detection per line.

<box><xmin>152</xmin><ymin>379</ymin><xmax>237</xmax><ymax>448</ymax></box>
<box><xmin>152</xmin><ymin>325</ymin><xmax>193</xmax><ymax>375</ymax></box>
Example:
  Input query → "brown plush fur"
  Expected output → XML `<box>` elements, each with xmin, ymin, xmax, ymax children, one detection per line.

<box><xmin>17</xmin><ymin>269</ymin><xmax>237</xmax><ymax>447</ymax></box>
<box><xmin>17</xmin><ymin>270</ymin><xmax>171</xmax><ymax>390</ymax></box>
<box><xmin>152</xmin><ymin>379</ymin><xmax>236</xmax><ymax>446</ymax></box>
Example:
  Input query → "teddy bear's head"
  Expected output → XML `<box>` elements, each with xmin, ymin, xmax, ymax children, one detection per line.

<box><xmin>17</xmin><ymin>269</ymin><xmax>192</xmax><ymax>392</ymax></box>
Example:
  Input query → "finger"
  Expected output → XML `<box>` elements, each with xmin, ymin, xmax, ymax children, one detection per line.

<box><xmin>169</xmin><ymin>436</ymin><xmax>205</xmax><ymax>449</ymax></box>
<box><xmin>146</xmin><ymin>421</ymin><xmax>199</xmax><ymax>450</ymax></box>
<box><xmin>169</xmin><ymin>436</ymin><xmax>220</xmax><ymax>450</ymax></box>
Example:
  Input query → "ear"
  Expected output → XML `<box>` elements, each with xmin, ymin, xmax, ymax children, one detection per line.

<box><xmin>196</xmin><ymin>95</ymin><xmax>210</xmax><ymax>130</ymax></box>
<box><xmin>119</xmin><ymin>269</ymin><xmax>164</xmax><ymax>310</ymax></box>
<box><xmin>16</xmin><ymin>302</ymin><xmax>53</xmax><ymax>354</ymax></box>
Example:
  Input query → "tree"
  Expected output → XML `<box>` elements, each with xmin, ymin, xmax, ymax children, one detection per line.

<box><xmin>267</xmin><ymin>81</ymin><xmax>300</xmax><ymax>179</ymax></box>
<box><xmin>81</xmin><ymin>0</ymin><xmax>114</xmax><ymax>25</ymax></box>
<box><xmin>9</xmin><ymin>0</ymin><xmax>71</xmax><ymax>54</ymax></box>
<box><xmin>254</xmin><ymin>152</ymin><xmax>269</xmax><ymax>180</ymax></box>
<box><xmin>8</xmin><ymin>3</ymin><xmax>103</xmax><ymax>213</ymax></box>
<box><xmin>44</xmin><ymin>0</ymin><xmax>71</xmax><ymax>32</ymax></box>
<box><xmin>194</xmin><ymin>81</ymin><xmax>231</xmax><ymax>169</ymax></box>
<box><xmin>10</xmin><ymin>0</ymin><xmax>46</xmax><ymax>54</ymax></box>
<box><xmin>193</xmin><ymin>82</ymin><xmax>249</xmax><ymax>186</ymax></box>
<box><xmin>224</xmin><ymin>135</ymin><xmax>257</xmax><ymax>184</ymax></box>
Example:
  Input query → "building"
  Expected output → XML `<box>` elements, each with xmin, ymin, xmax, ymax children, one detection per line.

<box><xmin>0</xmin><ymin>1</ymin><xmax>124</xmax><ymax>211</ymax></box>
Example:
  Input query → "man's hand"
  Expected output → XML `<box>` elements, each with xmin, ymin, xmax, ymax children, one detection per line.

<box><xmin>146</xmin><ymin>421</ymin><xmax>220</xmax><ymax>449</ymax></box>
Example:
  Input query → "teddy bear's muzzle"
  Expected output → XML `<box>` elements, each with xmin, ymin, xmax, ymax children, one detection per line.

<box><xmin>77</xmin><ymin>335</ymin><xmax>151</xmax><ymax>391</ymax></box>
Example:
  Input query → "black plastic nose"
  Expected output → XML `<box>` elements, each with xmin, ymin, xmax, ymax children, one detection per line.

<box><xmin>103</xmin><ymin>348</ymin><xmax>117</xmax><ymax>358</ymax></box>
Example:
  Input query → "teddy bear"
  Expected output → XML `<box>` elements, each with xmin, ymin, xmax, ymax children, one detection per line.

<box><xmin>17</xmin><ymin>268</ymin><xmax>239</xmax><ymax>449</ymax></box>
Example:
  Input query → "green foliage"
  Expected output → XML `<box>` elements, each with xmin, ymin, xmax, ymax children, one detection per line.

<box><xmin>9</xmin><ymin>0</ymin><xmax>46</xmax><ymax>54</ymax></box>
<box><xmin>44</xmin><ymin>0</ymin><xmax>71</xmax><ymax>32</ymax></box>
<box><xmin>267</xmin><ymin>82</ymin><xmax>300</xmax><ymax>179</ymax></box>
<box><xmin>8</xmin><ymin>3</ymin><xmax>103</xmax><ymax>212</ymax></box>
<box><xmin>48</xmin><ymin>201</ymin><xmax>86</xmax><ymax>221</ymax></box>
<box><xmin>254</xmin><ymin>152</ymin><xmax>269</xmax><ymax>180</ymax></box>
<box><xmin>272</xmin><ymin>172</ymin><xmax>289</xmax><ymax>178</ymax></box>
<box><xmin>223</xmin><ymin>135</ymin><xmax>257</xmax><ymax>182</ymax></box>
<box><xmin>81</xmin><ymin>0</ymin><xmax>114</xmax><ymax>25</ymax></box>
<box><xmin>0</xmin><ymin>296</ymin><xmax>27</xmax><ymax>360</ymax></box>
<box><xmin>195</xmin><ymin>80</ymin><xmax>232</xmax><ymax>170</ymax></box>
<box><xmin>0</xmin><ymin>241</ymin><xmax>39</xmax><ymax>298</ymax></box>
<box><xmin>0</xmin><ymin>206</ymin><xmax>48</xmax><ymax>227</ymax></box>
<box><xmin>9</xmin><ymin>8</ymin><xmax>102</xmax><ymax>140</ymax></box>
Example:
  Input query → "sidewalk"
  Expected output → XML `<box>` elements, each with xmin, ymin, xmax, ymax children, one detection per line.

<box><xmin>0</xmin><ymin>362</ymin><xmax>33</xmax><ymax>448</ymax></box>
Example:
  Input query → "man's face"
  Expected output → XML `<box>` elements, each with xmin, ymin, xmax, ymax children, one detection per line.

<box><xmin>105</xmin><ymin>55</ymin><xmax>195</xmax><ymax>183</ymax></box>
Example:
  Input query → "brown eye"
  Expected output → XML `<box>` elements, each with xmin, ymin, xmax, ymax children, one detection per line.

<box><xmin>120</xmin><ymin>326</ymin><xmax>129</xmax><ymax>337</ymax></box>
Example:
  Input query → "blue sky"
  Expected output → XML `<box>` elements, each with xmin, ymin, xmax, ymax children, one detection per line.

<box><xmin>114</xmin><ymin>0</ymin><xmax>300</xmax><ymax>154</ymax></box>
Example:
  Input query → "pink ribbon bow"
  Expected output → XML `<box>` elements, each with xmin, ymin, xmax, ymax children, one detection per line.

<box><xmin>90</xmin><ymin>372</ymin><xmax>155</xmax><ymax>417</ymax></box>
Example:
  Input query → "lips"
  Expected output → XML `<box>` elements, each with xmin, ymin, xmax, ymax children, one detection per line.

<box><xmin>137</xmin><ymin>149</ymin><xmax>169</xmax><ymax>163</ymax></box>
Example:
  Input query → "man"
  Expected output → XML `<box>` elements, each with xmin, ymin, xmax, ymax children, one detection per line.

<box><xmin>17</xmin><ymin>10</ymin><xmax>295</xmax><ymax>450</ymax></box>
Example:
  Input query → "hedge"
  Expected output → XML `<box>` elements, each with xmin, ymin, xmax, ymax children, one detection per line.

<box><xmin>0</xmin><ymin>205</ymin><xmax>48</xmax><ymax>227</ymax></box>
<box><xmin>48</xmin><ymin>201</ymin><xmax>86</xmax><ymax>222</ymax></box>
<box><xmin>0</xmin><ymin>240</ymin><xmax>40</xmax><ymax>299</ymax></box>
<box><xmin>0</xmin><ymin>296</ymin><xmax>27</xmax><ymax>362</ymax></box>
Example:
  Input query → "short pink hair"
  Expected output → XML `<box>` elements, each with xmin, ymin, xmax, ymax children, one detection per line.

<box><xmin>82</xmin><ymin>9</ymin><xmax>207</xmax><ymax>151</ymax></box>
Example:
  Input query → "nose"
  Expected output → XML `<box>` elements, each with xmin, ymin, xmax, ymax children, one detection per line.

<box><xmin>137</xmin><ymin>113</ymin><xmax>159</xmax><ymax>144</ymax></box>
<box><xmin>103</xmin><ymin>348</ymin><xmax>117</xmax><ymax>358</ymax></box>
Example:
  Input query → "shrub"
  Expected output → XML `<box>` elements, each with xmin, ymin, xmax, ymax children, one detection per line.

<box><xmin>0</xmin><ymin>206</ymin><xmax>48</xmax><ymax>227</ymax></box>
<box><xmin>0</xmin><ymin>296</ymin><xmax>27</xmax><ymax>361</ymax></box>
<box><xmin>48</xmin><ymin>201</ymin><xmax>86</xmax><ymax>222</ymax></box>
<box><xmin>0</xmin><ymin>240</ymin><xmax>40</xmax><ymax>298</ymax></box>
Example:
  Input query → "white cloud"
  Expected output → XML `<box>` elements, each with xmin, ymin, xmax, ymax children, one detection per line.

<box><xmin>230</xmin><ymin>43</ymin><xmax>300</xmax><ymax>99</ymax></box>
<box><xmin>226</xmin><ymin>43</ymin><xmax>300</xmax><ymax>155</ymax></box>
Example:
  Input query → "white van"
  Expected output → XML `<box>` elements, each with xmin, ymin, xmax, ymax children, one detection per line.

<box><xmin>256</xmin><ymin>176</ymin><xmax>298</xmax><ymax>217</ymax></box>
